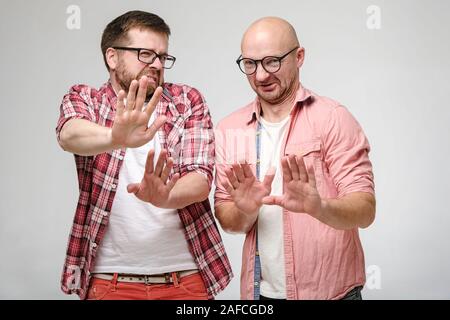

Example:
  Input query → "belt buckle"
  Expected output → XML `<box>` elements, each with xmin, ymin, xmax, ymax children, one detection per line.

<box><xmin>144</xmin><ymin>275</ymin><xmax>152</xmax><ymax>285</ymax></box>
<box><xmin>165</xmin><ymin>272</ymin><xmax>180</xmax><ymax>283</ymax></box>
<box><xmin>143</xmin><ymin>272</ymin><xmax>180</xmax><ymax>285</ymax></box>
<box><xmin>164</xmin><ymin>272</ymin><xmax>180</xmax><ymax>284</ymax></box>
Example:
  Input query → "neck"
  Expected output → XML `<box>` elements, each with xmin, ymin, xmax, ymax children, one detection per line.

<box><xmin>260</xmin><ymin>83</ymin><xmax>299</xmax><ymax>123</ymax></box>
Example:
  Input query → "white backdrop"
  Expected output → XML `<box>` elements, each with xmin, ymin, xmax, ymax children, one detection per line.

<box><xmin>1</xmin><ymin>0</ymin><xmax>449</xmax><ymax>299</ymax></box>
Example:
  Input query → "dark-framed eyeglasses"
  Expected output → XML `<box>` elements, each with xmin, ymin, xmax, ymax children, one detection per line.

<box><xmin>236</xmin><ymin>46</ymin><xmax>299</xmax><ymax>75</ymax></box>
<box><xmin>112</xmin><ymin>46</ymin><xmax>176</xmax><ymax>69</ymax></box>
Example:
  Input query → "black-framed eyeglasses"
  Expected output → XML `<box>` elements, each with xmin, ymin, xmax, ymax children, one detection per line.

<box><xmin>236</xmin><ymin>46</ymin><xmax>299</xmax><ymax>75</ymax></box>
<box><xmin>112</xmin><ymin>46</ymin><xmax>176</xmax><ymax>69</ymax></box>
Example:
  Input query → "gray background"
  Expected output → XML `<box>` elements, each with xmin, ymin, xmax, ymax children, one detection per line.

<box><xmin>1</xmin><ymin>0</ymin><xmax>449</xmax><ymax>299</ymax></box>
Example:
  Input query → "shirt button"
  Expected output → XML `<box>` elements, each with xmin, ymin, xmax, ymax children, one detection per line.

<box><xmin>92</xmin><ymin>242</ymin><xmax>97</xmax><ymax>248</ymax></box>
<box><xmin>111</xmin><ymin>184</ymin><xmax>117</xmax><ymax>190</ymax></box>
<box><xmin>254</xmin><ymin>281</ymin><xmax>259</xmax><ymax>287</ymax></box>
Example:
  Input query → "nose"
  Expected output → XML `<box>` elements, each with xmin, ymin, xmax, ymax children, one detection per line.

<box><xmin>254</xmin><ymin>62</ymin><xmax>270</xmax><ymax>82</ymax></box>
<box><xmin>149</xmin><ymin>56</ymin><xmax>164</xmax><ymax>70</ymax></box>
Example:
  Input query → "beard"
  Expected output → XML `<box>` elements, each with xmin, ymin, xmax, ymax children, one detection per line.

<box><xmin>116</xmin><ymin>62</ymin><xmax>162</xmax><ymax>99</ymax></box>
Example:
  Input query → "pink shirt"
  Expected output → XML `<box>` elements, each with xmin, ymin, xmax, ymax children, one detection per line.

<box><xmin>214</xmin><ymin>84</ymin><xmax>375</xmax><ymax>299</ymax></box>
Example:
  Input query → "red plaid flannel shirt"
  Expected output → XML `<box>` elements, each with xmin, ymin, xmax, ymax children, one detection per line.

<box><xmin>56</xmin><ymin>81</ymin><xmax>233</xmax><ymax>299</ymax></box>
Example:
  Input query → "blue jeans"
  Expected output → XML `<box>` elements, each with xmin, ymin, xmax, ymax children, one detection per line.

<box><xmin>341</xmin><ymin>286</ymin><xmax>363</xmax><ymax>300</ymax></box>
<box><xmin>259</xmin><ymin>286</ymin><xmax>363</xmax><ymax>300</ymax></box>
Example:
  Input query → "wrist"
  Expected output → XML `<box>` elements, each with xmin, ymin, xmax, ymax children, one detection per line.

<box><xmin>239</xmin><ymin>208</ymin><xmax>259</xmax><ymax>218</ymax></box>
<box><xmin>108</xmin><ymin>128</ymin><xmax>122</xmax><ymax>150</ymax></box>
<box><xmin>164</xmin><ymin>192</ymin><xmax>180</xmax><ymax>209</ymax></box>
<box><xmin>318</xmin><ymin>199</ymin><xmax>329</xmax><ymax>221</ymax></box>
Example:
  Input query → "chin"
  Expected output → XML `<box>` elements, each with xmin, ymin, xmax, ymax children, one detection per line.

<box><xmin>258</xmin><ymin>91</ymin><xmax>277</xmax><ymax>101</ymax></box>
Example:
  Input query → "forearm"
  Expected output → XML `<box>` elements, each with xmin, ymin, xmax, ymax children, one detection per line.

<box><xmin>59</xmin><ymin>119</ymin><xmax>118</xmax><ymax>156</ymax></box>
<box><xmin>215</xmin><ymin>202</ymin><xmax>258</xmax><ymax>234</ymax></box>
<box><xmin>167</xmin><ymin>172</ymin><xmax>210</xmax><ymax>209</ymax></box>
<box><xmin>317</xmin><ymin>192</ymin><xmax>376</xmax><ymax>230</ymax></box>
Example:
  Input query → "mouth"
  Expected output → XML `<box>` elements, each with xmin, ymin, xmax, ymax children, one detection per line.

<box><xmin>258</xmin><ymin>82</ymin><xmax>277</xmax><ymax>92</ymax></box>
<box><xmin>138</xmin><ymin>67</ymin><xmax>160</xmax><ymax>84</ymax></box>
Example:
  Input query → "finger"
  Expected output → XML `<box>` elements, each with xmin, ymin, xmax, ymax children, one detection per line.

<box><xmin>262</xmin><ymin>166</ymin><xmax>276</xmax><ymax>188</ymax></box>
<box><xmin>262</xmin><ymin>195</ymin><xmax>283</xmax><ymax>206</ymax></box>
<box><xmin>145</xmin><ymin>115</ymin><xmax>167</xmax><ymax>140</ymax></box>
<box><xmin>242</xmin><ymin>163</ymin><xmax>254</xmax><ymax>179</ymax></box>
<box><xmin>160</xmin><ymin>157</ymin><xmax>174</xmax><ymax>183</ymax></box>
<box><xmin>144</xmin><ymin>149</ymin><xmax>156</xmax><ymax>175</ymax></box>
<box><xmin>288</xmin><ymin>154</ymin><xmax>300</xmax><ymax>180</ymax></box>
<box><xmin>126</xmin><ymin>79</ymin><xmax>139</xmax><ymax>110</ymax></box>
<box><xmin>135</xmin><ymin>76</ymin><xmax>149</xmax><ymax>111</ymax></box>
<box><xmin>127</xmin><ymin>183</ymin><xmax>140</xmax><ymax>194</ymax></box>
<box><xmin>232</xmin><ymin>164</ymin><xmax>245</xmax><ymax>183</ymax></box>
<box><xmin>145</xmin><ymin>86</ymin><xmax>163</xmax><ymax>117</ymax></box>
<box><xmin>154</xmin><ymin>149</ymin><xmax>167</xmax><ymax>177</ymax></box>
<box><xmin>224</xmin><ymin>181</ymin><xmax>234</xmax><ymax>194</ymax></box>
<box><xmin>225</xmin><ymin>167</ymin><xmax>239</xmax><ymax>189</ymax></box>
<box><xmin>297</xmin><ymin>156</ymin><xmax>309</xmax><ymax>183</ymax></box>
<box><xmin>116</xmin><ymin>90</ymin><xmax>126</xmax><ymax>116</ymax></box>
<box><xmin>306</xmin><ymin>162</ymin><xmax>317</xmax><ymax>188</ymax></box>
<box><xmin>166</xmin><ymin>173</ymin><xmax>180</xmax><ymax>191</ymax></box>
<box><xmin>281</xmin><ymin>157</ymin><xmax>293</xmax><ymax>182</ymax></box>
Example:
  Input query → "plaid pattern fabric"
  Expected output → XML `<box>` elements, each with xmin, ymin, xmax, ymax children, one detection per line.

<box><xmin>56</xmin><ymin>81</ymin><xmax>232</xmax><ymax>299</ymax></box>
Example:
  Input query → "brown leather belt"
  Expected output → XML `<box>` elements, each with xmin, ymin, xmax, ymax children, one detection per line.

<box><xmin>93</xmin><ymin>270</ymin><xmax>198</xmax><ymax>284</ymax></box>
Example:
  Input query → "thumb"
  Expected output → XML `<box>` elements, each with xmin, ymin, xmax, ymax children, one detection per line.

<box><xmin>149</xmin><ymin>115</ymin><xmax>167</xmax><ymax>132</ymax></box>
<box><xmin>166</xmin><ymin>173</ymin><xmax>180</xmax><ymax>191</ymax></box>
<box><xmin>127</xmin><ymin>183</ymin><xmax>140</xmax><ymax>194</ymax></box>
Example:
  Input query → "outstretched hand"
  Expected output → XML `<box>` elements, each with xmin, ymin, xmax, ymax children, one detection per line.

<box><xmin>127</xmin><ymin>149</ymin><xmax>180</xmax><ymax>208</ymax></box>
<box><xmin>111</xmin><ymin>76</ymin><xmax>166</xmax><ymax>149</ymax></box>
<box><xmin>262</xmin><ymin>154</ymin><xmax>323</xmax><ymax>218</ymax></box>
<box><xmin>224</xmin><ymin>163</ymin><xmax>275</xmax><ymax>215</ymax></box>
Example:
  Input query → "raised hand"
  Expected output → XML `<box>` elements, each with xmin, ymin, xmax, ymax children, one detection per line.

<box><xmin>111</xmin><ymin>76</ymin><xmax>166</xmax><ymax>149</ymax></box>
<box><xmin>262</xmin><ymin>155</ymin><xmax>323</xmax><ymax>218</ymax></box>
<box><xmin>127</xmin><ymin>149</ymin><xmax>180</xmax><ymax>208</ymax></box>
<box><xmin>224</xmin><ymin>163</ymin><xmax>275</xmax><ymax>215</ymax></box>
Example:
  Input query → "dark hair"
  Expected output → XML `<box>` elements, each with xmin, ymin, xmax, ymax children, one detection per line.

<box><xmin>101</xmin><ymin>10</ymin><xmax>171</xmax><ymax>70</ymax></box>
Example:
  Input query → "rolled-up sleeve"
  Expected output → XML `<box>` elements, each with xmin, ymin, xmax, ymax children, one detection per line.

<box><xmin>55</xmin><ymin>85</ymin><xmax>96</xmax><ymax>144</ymax></box>
<box><xmin>322</xmin><ymin>106</ymin><xmax>375</xmax><ymax>198</ymax></box>
<box><xmin>214</xmin><ymin>121</ymin><xmax>233</xmax><ymax>207</ymax></box>
<box><xmin>179</xmin><ymin>88</ymin><xmax>215</xmax><ymax>188</ymax></box>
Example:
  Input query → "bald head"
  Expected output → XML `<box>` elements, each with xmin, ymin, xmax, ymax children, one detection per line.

<box><xmin>241</xmin><ymin>17</ymin><xmax>300</xmax><ymax>57</ymax></box>
<box><xmin>239</xmin><ymin>17</ymin><xmax>304</xmax><ymax>109</ymax></box>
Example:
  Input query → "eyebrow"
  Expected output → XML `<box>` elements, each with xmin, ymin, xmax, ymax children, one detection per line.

<box><xmin>127</xmin><ymin>45</ymin><xmax>169</xmax><ymax>55</ymax></box>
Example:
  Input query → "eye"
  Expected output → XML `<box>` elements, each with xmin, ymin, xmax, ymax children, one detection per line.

<box><xmin>264</xmin><ymin>57</ymin><xmax>279</xmax><ymax>67</ymax></box>
<box><xmin>139</xmin><ymin>50</ymin><xmax>154</xmax><ymax>59</ymax></box>
<box><xmin>243</xmin><ymin>59</ymin><xmax>256</xmax><ymax>68</ymax></box>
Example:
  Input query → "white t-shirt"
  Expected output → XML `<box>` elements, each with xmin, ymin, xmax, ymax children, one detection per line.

<box><xmin>93</xmin><ymin>113</ymin><xmax>197</xmax><ymax>275</ymax></box>
<box><xmin>258</xmin><ymin>115</ymin><xmax>290</xmax><ymax>299</ymax></box>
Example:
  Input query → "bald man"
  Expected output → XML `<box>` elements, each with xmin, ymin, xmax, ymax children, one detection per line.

<box><xmin>214</xmin><ymin>17</ymin><xmax>375</xmax><ymax>300</ymax></box>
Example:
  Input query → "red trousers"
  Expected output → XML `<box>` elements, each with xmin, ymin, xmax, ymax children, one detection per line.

<box><xmin>87</xmin><ymin>272</ymin><xmax>209</xmax><ymax>300</ymax></box>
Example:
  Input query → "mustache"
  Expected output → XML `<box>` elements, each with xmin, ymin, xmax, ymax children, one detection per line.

<box><xmin>137</xmin><ymin>67</ymin><xmax>160</xmax><ymax>79</ymax></box>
